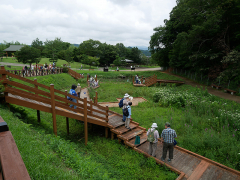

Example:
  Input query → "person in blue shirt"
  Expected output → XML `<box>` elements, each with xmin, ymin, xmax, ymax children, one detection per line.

<box><xmin>125</xmin><ymin>101</ymin><xmax>132</xmax><ymax>129</ymax></box>
<box><xmin>69</xmin><ymin>84</ymin><xmax>78</xmax><ymax>109</ymax></box>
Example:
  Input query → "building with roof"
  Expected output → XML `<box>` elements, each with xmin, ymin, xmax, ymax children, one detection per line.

<box><xmin>3</xmin><ymin>45</ymin><xmax>25</xmax><ymax>57</ymax></box>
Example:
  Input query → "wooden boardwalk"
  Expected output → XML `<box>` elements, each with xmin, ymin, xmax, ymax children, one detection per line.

<box><xmin>1</xmin><ymin>66</ymin><xmax>240</xmax><ymax>180</ymax></box>
<box><xmin>133</xmin><ymin>74</ymin><xmax>185</xmax><ymax>87</ymax></box>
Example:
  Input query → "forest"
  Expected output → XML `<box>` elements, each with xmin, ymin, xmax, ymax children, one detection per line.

<box><xmin>0</xmin><ymin>39</ymin><xmax>153</xmax><ymax>67</ymax></box>
<box><xmin>149</xmin><ymin>0</ymin><xmax>240</xmax><ymax>88</ymax></box>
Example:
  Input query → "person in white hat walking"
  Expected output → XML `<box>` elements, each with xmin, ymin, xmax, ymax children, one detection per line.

<box><xmin>75</xmin><ymin>83</ymin><xmax>81</xmax><ymax>98</ymax></box>
<box><xmin>147</xmin><ymin>123</ymin><xmax>159</xmax><ymax>157</ymax></box>
<box><xmin>122</xmin><ymin>93</ymin><xmax>130</xmax><ymax>122</ymax></box>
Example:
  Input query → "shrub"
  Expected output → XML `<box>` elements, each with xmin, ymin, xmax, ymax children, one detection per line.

<box><xmin>62</xmin><ymin>67</ymin><xmax>69</xmax><ymax>73</ymax></box>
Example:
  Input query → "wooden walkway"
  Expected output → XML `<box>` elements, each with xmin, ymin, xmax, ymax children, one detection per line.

<box><xmin>133</xmin><ymin>75</ymin><xmax>185</xmax><ymax>87</ymax></box>
<box><xmin>1</xmin><ymin>67</ymin><xmax>240</xmax><ymax>180</ymax></box>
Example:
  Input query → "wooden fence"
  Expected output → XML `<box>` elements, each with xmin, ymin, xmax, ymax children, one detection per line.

<box><xmin>68</xmin><ymin>68</ymin><xmax>84</xmax><ymax>79</ymax></box>
<box><xmin>0</xmin><ymin>65</ymin><xmax>108</xmax><ymax>145</ymax></box>
<box><xmin>144</xmin><ymin>74</ymin><xmax>157</xmax><ymax>87</ymax></box>
<box><xmin>6</xmin><ymin>68</ymin><xmax>63</xmax><ymax>77</ymax></box>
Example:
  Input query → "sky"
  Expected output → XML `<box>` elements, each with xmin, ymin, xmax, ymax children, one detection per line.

<box><xmin>0</xmin><ymin>0</ymin><xmax>177</xmax><ymax>48</ymax></box>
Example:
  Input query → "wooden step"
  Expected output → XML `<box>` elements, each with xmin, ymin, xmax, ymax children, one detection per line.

<box><xmin>125</xmin><ymin>132</ymin><xmax>148</xmax><ymax>148</ymax></box>
<box><xmin>111</xmin><ymin>123</ymin><xmax>138</xmax><ymax>135</ymax></box>
<box><xmin>117</xmin><ymin>127</ymin><xmax>144</xmax><ymax>141</ymax></box>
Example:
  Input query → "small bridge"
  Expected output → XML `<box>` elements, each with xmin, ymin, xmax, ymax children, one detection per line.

<box><xmin>133</xmin><ymin>75</ymin><xmax>185</xmax><ymax>87</ymax></box>
<box><xmin>0</xmin><ymin>66</ymin><xmax>239</xmax><ymax>180</ymax></box>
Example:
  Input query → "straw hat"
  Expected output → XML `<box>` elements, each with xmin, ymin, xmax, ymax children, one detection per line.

<box><xmin>151</xmin><ymin>123</ymin><xmax>158</xmax><ymax>128</ymax></box>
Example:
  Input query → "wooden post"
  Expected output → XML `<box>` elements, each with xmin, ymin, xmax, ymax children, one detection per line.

<box><xmin>132</xmin><ymin>76</ymin><xmax>134</xmax><ymax>84</ymax></box>
<box><xmin>1</xmin><ymin>66</ymin><xmax>8</xmax><ymax>97</ymax></box>
<box><xmin>84</xmin><ymin>97</ymin><xmax>88</xmax><ymax>145</ymax></box>
<box><xmin>90</xmin><ymin>100</ymin><xmax>93</xmax><ymax>115</ymax></box>
<box><xmin>106</xmin><ymin>105</ymin><xmax>109</xmax><ymax>123</ymax></box>
<box><xmin>65</xmin><ymin>90</ymin><xmax>69</xmax><ymax>135</ymax></box>
<box><xmin>111</xmin><ymin>132</ymin><xmax>114</xmax><ymax>140</ymax></box>
<box><xmin>93</xmin><ymin>96</ymin><xmax>95</xmax><ymax>104</ymax></box>
<box><xmin>50</xmin><ymin>84</ymin><xmax>57</xmax><ymax>136</ymax></box>
<box><xmin>95</xmin><ymin>91</ymin><xmax>98</xmax><ymax>104</ymax></box>
<box><xmin>34</xmin><ymin>79</ymin><xmax>41</xmax><ymax>124</ymax></box>
<box><xmin>95</xmin><ymin>75</ymin><xmax>97</xmax><ymax>82</ymax></box>
<box><xmin>105</xmin><ymin>127</ymin><xmax>108</xmax><ymax>138</ymax></box>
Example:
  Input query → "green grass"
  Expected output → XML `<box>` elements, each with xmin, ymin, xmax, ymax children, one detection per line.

<box><xmin>0</xmin><ymin>72</ymin><xmax>179</xmax><ymax>180</ymax></box>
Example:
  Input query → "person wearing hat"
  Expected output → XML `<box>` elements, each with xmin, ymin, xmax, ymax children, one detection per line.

<box><xmin>125</xmin><ymin>101</ymin><xmax>132</xmax><ymax>129</ymax></box>
<box><xmin>122</xmin><ymin>93</ymin><xmax>130</xmax><ymax>122</ymax></box>
<box><xmin>75</xmin><ymin>83</ymin><xmax>81</xmax><ymax>98</ymax></box>
<box><xmin>161</xmin><ymin>122</ymin><xmax>177</xmax><ymax>162</ymax></box>
<box><xmin>147</xmin><ymin>123</ymin><xmax>159</xmax><ymax>157</ymax></box>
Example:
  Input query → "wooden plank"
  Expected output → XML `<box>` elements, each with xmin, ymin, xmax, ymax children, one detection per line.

<box><xmin>84</xmin><ymin>97</ymin><xmax>88</xmax><ymax>145</ymax></box>
<box><xmin>187</xmin><ymin>160</ymin><xmax>209</xmax><ymax>180</ymax></box>
<box><xmin>0</xmin><ymin>131</ymin><xmax>31</xmax><ymax>180</ymax></box>
<box><xmin>5</xmin><ymin>80</ymin><xmax>51</xmax><ymax>98</ymax></box>
<box><xmin>5</xmin><ymin>96</ymin><xmax>52</xmax><ymax>113</ymax></box>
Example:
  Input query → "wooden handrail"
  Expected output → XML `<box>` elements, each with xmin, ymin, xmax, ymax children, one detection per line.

<box><xmin>0</xmin><ymin>66</ymin><xmax>109</xmax><ymax>133</ymax></box>
<box><xmin>0</xmin><ymin>116</ymin><xmax>31</xmax><ymax>180</ymax></box>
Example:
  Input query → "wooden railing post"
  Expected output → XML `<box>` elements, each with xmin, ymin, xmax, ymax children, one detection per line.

<box><xmin>105</xmin><ymin>104</ymin><xmax>109</xmax><ymax>138</ymax></box>
<box><xmin>34</xmin><ymin>79</ymin><xmax>41</xmax><ymax>124</ymax></box>
<box><xmin>90</xmin><ymin>100</ymin><xmax>93</xmax><ymax>115</ymax></box>
<box><xmin>65</xmin><ymin>90</ymin><xmax>69</xmax><ymax>135</ymax></box>
<box><xmin>50</xmin><ymin>84</ymin><xmax>57</xmax><ymax>136</ymax></box>
<box><xmin>132</xmin><ymin>76</ymin><xmax>134</xmax><ymax>84</ymax></box>
<box><xmin>95</xmin><ymin>75</ymin><xmax>97</xmax><ymax>82</ymax></box>
<box><xmin>106</xmin><ymin>105</ymin><xmax>109</xmax><ymax>123</ymax></box>
<box><xmin>1</xmin><ymin>66</ymin><xmax>9</xmax><ymax>107</ymax></box>
<box><xmin>95</xmin><ymin>91</ymin><xmax>98</xmax><ymax>104</ymax></box>
<box><xmin>84</xmin><ymin>97</ymin><xmax>88</xmax><ymax>145</ymax></box>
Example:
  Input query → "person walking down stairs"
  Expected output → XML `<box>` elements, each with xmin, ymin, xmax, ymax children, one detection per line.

<box><xmin>147</xmin><ymin>123</ymin><xmax>159</xmax><ymax>157</ymax></box>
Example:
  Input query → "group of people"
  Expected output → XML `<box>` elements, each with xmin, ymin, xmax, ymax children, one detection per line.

<box><xmin>119</xmin><ymin>93</ymin><xmax>177</xmax><ymax>162</ymax></box>
<box><xmin>88</xmin><ymin>75</ymin><xmax>99</xmax><ymax>88</ymax></box>
<box><xmin>135</xmin><ymin>74</ymin><xmax>141</xmax><ymax>84</ymax></box>
<box><xmin>147</xmin><ymin>122</ymin><xmax>177</xmax><ymax>162</ymax></box>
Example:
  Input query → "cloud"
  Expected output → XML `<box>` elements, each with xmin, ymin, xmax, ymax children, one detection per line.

<box><xmin>0</xmin><ymin>0</ymin><xmax>176</xmax><ymax>47</ymax></box>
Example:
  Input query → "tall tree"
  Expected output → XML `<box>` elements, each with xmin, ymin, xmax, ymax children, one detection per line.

<box><xmin>31</xmin><ymin>38</ymin><xmax>44</xmax><ymax>56</ymax></box>
<box><xmin>15</xmin><ymin>46</ymin><xmax>41</xmax><ymax>68</ymax></box>
<box><xmin>44</xmin><ymin>38</ymin><xmax>70</xmax><ymax>63</ymax></box>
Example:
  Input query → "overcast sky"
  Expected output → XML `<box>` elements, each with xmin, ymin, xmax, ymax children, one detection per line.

<box><xmin>0</xmin><ymin>0</ymin><xmax>176</xmax><ymax>48</ymax></box>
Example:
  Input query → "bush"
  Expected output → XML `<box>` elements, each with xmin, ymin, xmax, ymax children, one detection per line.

<box><xmin>62</xmin><ymin>67</ymin><xmax>69</xmax><ymax>73</ymax></box>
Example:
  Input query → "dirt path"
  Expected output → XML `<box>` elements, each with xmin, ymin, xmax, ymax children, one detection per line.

<box><xmin>164</xmin><ymin>72</ymin><xmax>240</xmax><ymax>103</ymax></box>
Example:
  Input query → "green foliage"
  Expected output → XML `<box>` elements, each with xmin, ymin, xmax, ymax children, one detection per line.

<box><xmin>150</xmin><ymin>0</ymin><xmax>240</xmax><ymax>78</ymax></box>
<box><xmin>15</xmin><ymin>46</ymin><xmax>41</xmax><ymax>67</ymax></box>
<box><xmin>44</xmin><ymin>38</ymin><xmax>70</xmax><ymax>62</ymax></box>
<box><xmin>62</xmin><ymin>66</ymin><xmax>69</xmax><ymax>73</ymax></box>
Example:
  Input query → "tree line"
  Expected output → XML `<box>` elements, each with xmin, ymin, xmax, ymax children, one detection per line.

<box><xmin>149</xmin><ymin>0</ymin><xmax>240</xmax><ymax>85</ymax></box>
<box><xmin>0</xmin><ymin>38</ymin><xmax>154</xmax><ymax>67</ymax></box>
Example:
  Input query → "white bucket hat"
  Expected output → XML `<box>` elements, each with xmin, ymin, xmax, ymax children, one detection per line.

<box><xmin>78</xmin><ymin>83</ymin><xmax>80</xmax><ymax>86</ymax></box>
<box><xmin>151</xmin><ymin>123</ymin><xmax>158</xmax><ymax>128</ymax></box>
<box><xmin>124</xmin><ymin>93</ymin><xmax>130</xmax><ymax>98</ymax></box>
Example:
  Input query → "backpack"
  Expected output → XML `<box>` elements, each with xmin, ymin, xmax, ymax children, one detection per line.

<box><xmin>147</xmin><ymin>129</ymin><xmax>156</xmax><ymax>142</ymax></box>
<box><xmin>123</xmin><ymin>107</ymin><xmax>129</xmax><ymax>117</ymax></box>
<box><xmin>119</xmin><ymin>98</ymin><xmax>124</xmax><ymax>108</ymax></box>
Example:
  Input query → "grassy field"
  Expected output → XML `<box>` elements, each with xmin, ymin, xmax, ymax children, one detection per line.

<box><xmin>1</xmin><ymin>72</ymin><xmax>178</xmax><ymax>180</ymax></box>
<box><xmin>92</xmin><ymin>80</ymin><xmax>240</xmax><ymax>171</ymax></box>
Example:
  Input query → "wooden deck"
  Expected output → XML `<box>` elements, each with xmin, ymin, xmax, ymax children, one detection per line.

<box><xmin>1</xmin><ymin>66</ymin><xmax>240</xmax><ymax>180</ymax></box>
<box><xmin>133</xmin><ymin>74</ymin><xmax>185</xmax><ymax>87</ymax></box>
